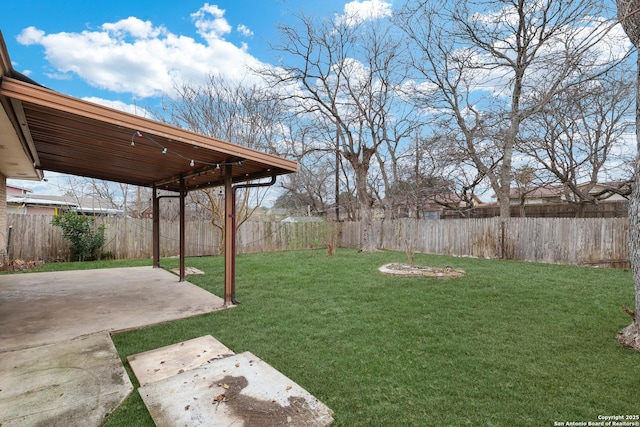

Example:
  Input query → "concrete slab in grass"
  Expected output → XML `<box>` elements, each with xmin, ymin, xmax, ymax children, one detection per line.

<box><xmin>0</xmin><ymin>331</ymin><xmax>132</xmax><ymax>427</ymax></box>
<box><xmin>127</xmin><ymin>335</ymin><xmax>235</xmax><ymax>386</ymax></box>
<box><xmin>138</xmin><ymin>351</ymin><xmax>334</xmax><ymax>427</ymax></box>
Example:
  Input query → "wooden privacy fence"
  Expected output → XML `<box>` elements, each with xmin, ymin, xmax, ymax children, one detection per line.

<box><xmin>5</xmin><ymin>214</ymin><xmax>631</xmax><ymax>268</ymax></box>
<box><xmin>6</xmin><ymin>214</ymin><xmax>331</xmax><ymax>262</ymax></box>
<box><xmin>344</xmin><ymin>217</ymin><xmax>630</xmax><ymax>268</ymax></box>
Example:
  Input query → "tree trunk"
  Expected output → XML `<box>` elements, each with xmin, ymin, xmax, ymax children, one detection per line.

<box><xmin>498</xmin><ymin>186</ymin><xmax>511</xmax><ymax>218</ymax></box>
<box><xmin>355</xmin><ymin>164</ymin><xmax>377</xmax><ymax>252</ymax></box>
<box><xmin>616</xmin><ymin>54</ymin><xmax>640</xmax><ymax>350</ymax></box>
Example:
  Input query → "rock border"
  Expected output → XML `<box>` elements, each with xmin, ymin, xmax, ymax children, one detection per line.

<box><xmin>378</xmin><ymin>263</ymin><xmax>465</xmax><ymax>278</ymax></box>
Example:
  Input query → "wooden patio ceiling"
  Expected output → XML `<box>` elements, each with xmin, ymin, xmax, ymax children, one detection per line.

<box><xmin>0</xmin><ymin>76</ymin><xmax>297</xmax><ymax>193</ymax></box>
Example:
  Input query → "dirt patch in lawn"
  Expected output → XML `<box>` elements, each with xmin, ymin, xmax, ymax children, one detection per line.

<box><xmin>0</xmin><ymin>258</ymin><xmax>44</xmax><ymax>272</ymax></box>
<box><xmin>379</xmin><ymin>263</ymin><xmax>465</xmax><ymax>278</ymax></box>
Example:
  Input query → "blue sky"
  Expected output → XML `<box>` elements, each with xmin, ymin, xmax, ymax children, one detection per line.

<box><xmin>3</xmin><ymin>0</ymin><xmax>369</xmax><ymax>105</ymax></box>
<box><xmin>2</xmin><ymin>0</ymin><xmax>393</xmax><ymax>193</ymax></box>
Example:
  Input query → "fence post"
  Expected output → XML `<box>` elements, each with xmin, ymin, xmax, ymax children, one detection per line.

<box><xmin>501</xmin><ymin>220</ymin><xmax>506</xmax><ymax>259</ymax></box>
<box><xmin>6</xmin><ymin>225</ymin><xmax>12</xmax><ymax>259</ymax></box>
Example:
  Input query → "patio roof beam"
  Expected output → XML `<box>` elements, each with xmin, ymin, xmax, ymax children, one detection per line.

<box><xmin>152</xmin><ymin>164</ymin><xmax>276</xmax><ymax>192</ymax></box>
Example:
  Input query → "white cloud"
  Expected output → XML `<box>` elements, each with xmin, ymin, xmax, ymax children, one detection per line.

<box><xmin>102</xmin><ymin>17</ymin><xmax>165</xmax><ymax>39</ymax></box>
<box><xmin>82</xmin><ymin>96</ymin><xmax>151</xmax><ymax>117</ymax></box>
<box><xmin>191</xmin><ymin>3</ymin><xmax>232</xmax><ymax>43</ymax></box>
<box><xmin>336</xmin><ymin>0</ymin><xmax>393</xmax><ymax>27</ymax></box>
<box><xmin>16</xmin><ymin>26</ymin><xmax>45</xmax><ymax>45</ymax></box>
<box><xmin>45</xmin><ymin>71</ymin><xmax>73</xmax><ymax>80</ymax></box>
<box><xmin>16</xmin><ymin>6</ymin><xmax>265</xmax><ymax>99</ymax></box>
<box><xmin>237</xmin><ymin>24</ymin><xmax>254</xmax><ymax>37</ymax></box>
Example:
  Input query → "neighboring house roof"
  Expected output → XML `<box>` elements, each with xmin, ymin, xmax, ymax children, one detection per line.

<box><xmin>376</xmin><ymin>193</ymin><xmax>483</xmax><ymax>209</ymax></box>
<box><xmin>509</xmin><ymin>186</ymin><xmax>562</xmax><ymax>199</ymax></box>
<box><xmin>579</xmin><ymin>181</ymin><xmax>631</xmax><ymax>195</ymax></box>
<box><xmin>59</xmin><ymin>195</ymin><xmax>124</xmax><ymax>215</ymax></box>
<box><xmin>7</xmin><ymin>192</ymin><xmax>124</xmax><ymax>215</ymax></box>
<box><xmin>506</xmin><ymin>182</ymin><xmax>631</xmax><ymax>202</ymax></box>
<box><xmin>7</xmin><ymin>195</ymin><xmax>76</xmax><ymax>208</ymax></box>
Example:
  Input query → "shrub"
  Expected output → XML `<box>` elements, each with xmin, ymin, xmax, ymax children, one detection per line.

<box><xmin>51</xmin><ymin>212</ymin><xmax>106</xmax><ymax>261</ymax></box>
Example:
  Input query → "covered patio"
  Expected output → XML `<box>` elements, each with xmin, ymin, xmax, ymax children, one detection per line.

<box><xmin>0</xmin><ymin>30</ymin><xmax>298</xmax><ymax>304</ymax></box>
<box><xmin>0</xmin><ymin>28</ymin><xmax>328</xmax><ymax>426</ymax></box>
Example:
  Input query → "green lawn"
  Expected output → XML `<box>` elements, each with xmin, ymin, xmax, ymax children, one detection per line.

<box><xmin>28</xmin><ymin>249</ymin><xmax>640</xmax><ymax>426</ymax></box>
<box><xmin>2</xmin><ymin>257</ymin><xmax>153</xmax><ymax>273</ymax></box>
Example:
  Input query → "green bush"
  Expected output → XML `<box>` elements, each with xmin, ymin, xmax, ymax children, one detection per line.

<box><xmin>51</xmin><ymin>212</ymin><xmax>106</xmax><ymax>261</ymax></box>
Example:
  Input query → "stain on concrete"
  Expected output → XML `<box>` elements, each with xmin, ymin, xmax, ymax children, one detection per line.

<box><xmin>214</xmin><ymin>375</ymin><xmax>326</xmax><ymax>426</ymax></box>
<box><xmin>0</xmin><ymin>332</ymin><xmax>133</xmax><ymax>427</ymax></box>
<box><xmin>137</xmin><ymin>350</ymin><xmax>334</xmax><ymax>427</ymax></box>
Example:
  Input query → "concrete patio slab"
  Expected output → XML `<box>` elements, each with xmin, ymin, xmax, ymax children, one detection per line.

<box><xmin>128</xmin><ymin>335</ymin><xmax>235</xmax><ymax>386</ymax></box>
<box><xmin>0</xmin><ymin>266</ymin><xmax>225</xmax><ymax>351</ymax></box>
<box><xmin>0</xmin><ymin>331</ymin><xmax>132</xmax><ymax>427</ymax></box>
<box><xmin>137</xmin><ymin>350</ymin><xmax>335</xmax><ymax>427</ymax></box>
<box><xmin>0</xmin><ymin>266</ymin><xmax>226</xmax><ymax>426</ymax></box>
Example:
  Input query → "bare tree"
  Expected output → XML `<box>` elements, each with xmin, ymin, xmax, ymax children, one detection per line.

<box><xmin>398</xmin><ymin>0</ymin><xmax>628</xmax><ymax>218</ymax></box>
<box><xmin>616</xmin><ymin>0</ymin><xmax>640</xmax><ymax>351</ymax></box>
<box><xmin>380</xmin><ymin>133</ymin><xmax>461</xmax><ymax>219</ymax></box>
<box><xmin>278</xmin><ymin>155</ymin><xmax>335</xmax><ymax>216</ymax></box>
<box><xmin>519</xmin><ymin>66</ymin><xmax>635</xmax><ymax>216</ymax></box>
<box><xmin>509</xmin><ymin>164</ymin><xmax>548</xmax><ymax>217</ymax></box>
<box><xmin>425</xmin><ymin>126</ymin><xmax>491</xmax><ymax>217</ymax></box>
<box><xmin>62</xmin><ymin>176</ymin><xmax>130</xmax><ymax>216</ymax></box>
<box><xmin>261</xmin><ymin>11</ymin><xmax>415</xmax><ymax>251</ymax></box>
<box><xmin>270</xmin><ymin>119</ymin><xmax>340</xmax><ymax>217</ymax></box>
<box><xmin>163</xmin><ymin>75</ymin><xmax>287</xmax><ymax>246</ymax></box>
<box><xmin>187</xmin><ymin>186</ymin><xmax>255</xmax><ymax>254</ymax></box>
<box><xmin>167</xmin><ymin>74</ymin><xmax>287</xmax><ymax>156</ymax></box>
